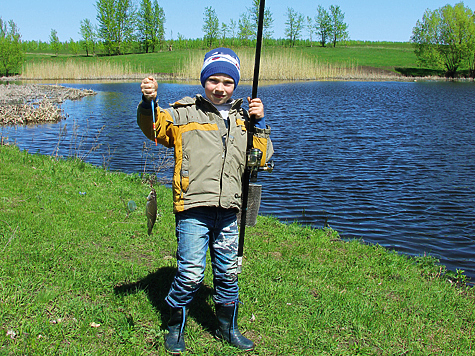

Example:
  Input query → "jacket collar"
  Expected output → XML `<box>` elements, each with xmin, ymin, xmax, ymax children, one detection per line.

<box><xmin>196</xmin><ymin>94</ymin><xmax>243</xmax><ymax>113</ymax></box>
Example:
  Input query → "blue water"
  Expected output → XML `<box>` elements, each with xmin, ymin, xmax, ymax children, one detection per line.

<box><xmin>2</xmin><ymin>80</ymin><xmax>474</xmax><ymax>279</ymax></box>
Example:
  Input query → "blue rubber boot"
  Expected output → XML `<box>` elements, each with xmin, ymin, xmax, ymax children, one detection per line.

<box><xmin>165</xmin><ymin>307</ymin><xmax>187</xmax><ymax>354</ymax></box>
<box><xmin>215</xmin><ymin>301</ymin><xmax>254</xmax><ymax>351</ymax></box>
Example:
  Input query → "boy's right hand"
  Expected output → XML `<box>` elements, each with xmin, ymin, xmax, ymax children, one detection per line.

<box><xmin>141</xmin><ymin>76</ymin><xmax>158</xmax><ymax>102</ymax></box>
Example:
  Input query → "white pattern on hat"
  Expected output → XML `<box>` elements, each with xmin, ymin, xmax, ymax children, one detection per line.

<box><xmin>201</xmin><ymin>53</ymin><xmax>241</xmax><ymax>75</ymax></box>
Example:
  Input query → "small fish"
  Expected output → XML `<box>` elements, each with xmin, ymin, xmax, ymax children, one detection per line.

<box><xmin>146</xmin><ymin>188</ymin><xmax>157</xmax><ymax>236</ymax></box>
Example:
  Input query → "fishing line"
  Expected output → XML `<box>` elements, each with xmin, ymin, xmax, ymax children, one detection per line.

<box><xmin>151</xmin><ymin>99</ymin><xmax>157</xmax><ymax>145</ymax></box>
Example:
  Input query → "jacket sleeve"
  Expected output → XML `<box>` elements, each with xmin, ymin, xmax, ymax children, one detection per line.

<box><xmin>137</xmin><ymin>99</ymin><xmax>175</xmax><ymax>148</ymax></box>
<box><xmin>253</xmin><ymin>125</ymin><xmax>273</xmax><ymax>167</ymax></box>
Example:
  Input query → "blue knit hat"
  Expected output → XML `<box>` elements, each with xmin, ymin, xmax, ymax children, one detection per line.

<box><xmin>200</xmin><ymin>48</ymin><xmax>241</xmax><ymax>88</ymax></box>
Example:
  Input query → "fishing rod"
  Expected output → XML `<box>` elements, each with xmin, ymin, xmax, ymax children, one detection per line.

<box><xmin>238</xmin><ymin>0</ymin><xmax>266</xmax><ymax>274</ymax></box>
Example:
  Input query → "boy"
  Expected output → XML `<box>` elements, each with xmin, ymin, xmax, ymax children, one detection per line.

<box><xmin>137</xmin><ymin>47</ymin><xmax>272</xmax><ymax>354</ymax></box>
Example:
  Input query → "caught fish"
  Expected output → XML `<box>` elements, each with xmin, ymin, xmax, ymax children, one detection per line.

<box><xmin>146</xmin><ymin>187</ymin><xmax>157</xmax><ymax>235</ymax></box>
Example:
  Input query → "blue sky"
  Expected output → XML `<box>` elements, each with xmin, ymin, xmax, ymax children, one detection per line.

<box><xmin>1</xmin><ymin>0</ymin><xmax>471</xmax><ymax>43</ymax></box>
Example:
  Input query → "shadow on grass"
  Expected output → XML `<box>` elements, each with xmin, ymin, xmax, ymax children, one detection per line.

<box><xmin>113</xmin><ymin>266</ymin><xmax>216</xmax><ymax>333</ymax></box>
<box><xmin>395</xmin><ymin>67</ymin><xmax>445</xmax><ymax>77</ymax></box>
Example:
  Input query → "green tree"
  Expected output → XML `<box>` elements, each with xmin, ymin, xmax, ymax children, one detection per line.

<box><xmin>96</xmin><ymin>0</ymin><xmax>117</xmax><ymax>55</ymax></box>
<box><xmin>115</xmin><ymin>0</ymin><xmax>136</xmax><ymax>53</ymax></box>
<box><xmin>138</xmin><ymin>0</ymin><xmax>165</xmax><ymax>53</ymax></box>
<box><xmin>248</xmin><ymin>0</ymin><xmax>274</xmax><ymax>40</ymax></box>
<box><xmin>221</xmin><ymin>22</ymin><xmax>228</xmax><ymax>42</ymax></box>
<box><xmin>0</xmin><ymin>18</ymin><xmax>24</xmax><ymax>77</ymax></box>
<box><xmin>49</xmin><ymin>29</ymin><xmax>61</xmax><ymax>55</ymax></box>
<box><xmin>411</xmin><ymin>3</ymin><xmax>475</xmax><ymax>77</ymax></box>
<box><xmin>329</xmin><ymin>5</ymin><xmax>349</xmax><ymax>47</ymax></box>
<box><xmin>285</xmin><ymin>7</ymin><xmax>304</xmax><ymax>47</ymax></box>
<box><xmin>315</xmin><ymin>5</ymin><xmax>331</xmax><ymax>47</ymax></box>
<box><xmin>229</xmin><ymin>19</ymin><xmax>237</xmax><ymax>38</ymax></box>
<box><xmin>79</xmin><ymin>18</ymin><xmax>96</xmax><ymax>56</ymax></box>
<box><xmin>151</xmin><ymin>0</ymin><xmax>165</xmax><ymax>51</ymax></box>
<box><xmin>306</xmin><ymin>16</ymin><xmax>314</xmax><ymax>45</ymax></box>
<box><xmin>229</xmin><ymin>19</ymin><xmax>237</xmax><ymax>46</ymax></box>
<box><xmin>238</xmin><ymin>12</ymin><xmax>253</xmax><ymax>45</ymax></box>
<box><xmin>202</xmin><ymin>6</ymin><xmax>219</xmax><ymax>48</ymax></box>
<box><xmin>69</xmin><ymin>38</ymin><xmax>79</xmax><ymax>55</ymax></box>
<box><xmin>96</xmin><ymin>0</ymin><xmax>135</xmax><ymax>55</ymax></box>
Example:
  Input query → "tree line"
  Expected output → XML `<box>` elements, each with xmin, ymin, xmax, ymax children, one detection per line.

<box><xmin>201</xmin><ymin>2</ymin><xmax>348</xmax><ymax>49</ymax></box>
<box><xmin>1</xmin><ymin>2</ymin><xmax>475</xmax><ymax>78</ymax></box>
<box><xmin>56</xmin><ymin>1</ymin><xmax>349</xmax><ymax>55</ymax></box>
<box><xmin>3</xmin><ymin>1</ymin><xmax>350</xmax><ymax>59</ymax></box>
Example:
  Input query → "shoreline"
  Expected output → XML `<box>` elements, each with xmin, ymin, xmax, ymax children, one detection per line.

<box><xmin>1</xmin><ymin>75</ymin><xmax>472</xmax><ymax>126</ymax></box>
<box><xmin>3</xmin><ymin>71</ymin><xmax>474</xmax><ymax>84</ymax></box>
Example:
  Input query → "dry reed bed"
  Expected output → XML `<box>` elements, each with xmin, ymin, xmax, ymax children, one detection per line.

<box><xmin>177</xmin><ymin>50</ymin><xmax>402</xmax><ymax>81</ymax></box>
<box><xmin>22</xmin><ymin>59</ymin><xmax>144</xmax><ymax>80</ymax></box>
<box><xmin>0</xmin><ymin>84</ymin><xmax>96</xmax><ymax>126</ymax></box>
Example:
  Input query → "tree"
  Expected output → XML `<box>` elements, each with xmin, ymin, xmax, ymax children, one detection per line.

<box><xmin>96</xmin><ymin>0</ymin><xmax>135</xmax><ymax>55</ymax></box>
<box><xmin>0</xmin><ymin>18</ymin><xmax>24</xmax><ymax>77</ymax></box>
<box><xmin>96</xmin><ymin>0</ymin><xmax>117</xmax><ymax>55</ymax></box>
<box><xmin>248</xmin><ymin>0</ymin><xmax>274</xmax><ymax>40</ymax></box>
<box><xmin>49</xmin><ymin>29</ymin><xmax>61</xmax><ymax>55</ymax></box>
<box><xmin>79</xmin><ymin>18</ymin><xmax>96</xmax><ymax>56</ymax></box>
<box><xmin>138</xmin><ymin>0</ymin><xmax>165</xmax><ymax>53</ymax></box>
<box><xmin>411</xmin><ymin>3</ymin><xmax>475</xmax><ymax>77</ymax></box>
<box><xmin>238</xmin><ymin>12</ymin><xmax>253</xmax><ymax>45</ymax></box>
<box><xmin>306</xmin><ymin>16</ymin><xmax>314</xmax><ymax>45</ymax></box>
<box><xmin>202</xmin><ymin>6</ymin><xmax>219</xmax><ymax>48</ymax></box>
<box><xmin>315</xmin><ymin>5</ymin><xmax>331</xmax><ymax>47</ymax></box>
<box><xmin>329</xmin><ymin>5</ymin><xmax>349</xmax><ymax>47</ymax></box>
<box><xmin>152</xmin><ymin>0</ymin><xmax>166</xmax><ymax>51</ymax></box>
<box><xmin>115</xmin><ymin>0</ymin><xmax>136</xmax><ymax>53</ymax></box>
<box><xmin>229</xmin><ymin>19</ymin><xmax>237</xmax><ymax>46</ymax></box>
<box><xmin>69</xmin><ymin>38</ymin><xmax>79</xmax><ymax>56</ymax></box>
<box><xmin>285</xmin><ymin>7</ymin><xmax>304</xmax><ymax>47</ymax></box>
<box><xmin>229</xmin><ymin>19</ymin><xmax>237</xmax><ymax>38</ymax></box>
<box><xmin>221</xmin><ymin>22</ymin><xmax>228</xmax><ymax>42</ymax></box>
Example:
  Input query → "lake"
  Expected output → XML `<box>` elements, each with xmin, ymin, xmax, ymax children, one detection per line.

<box><xmin>2</xmin><ymin>80</ymin><xmax>474</xmax><ymax>280</ymax></box>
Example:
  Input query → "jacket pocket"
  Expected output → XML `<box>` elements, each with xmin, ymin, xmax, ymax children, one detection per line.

<box><xmin>181</xmin><ymin>151</ymin><xmax>190</xmax><ymax>193</ymax></box>
<box><xmin>181</xmin><ymin>173</ymin><xmax>189</xmax><ymax>193</ymax></box>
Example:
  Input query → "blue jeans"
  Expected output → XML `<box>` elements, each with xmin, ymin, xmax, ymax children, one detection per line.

<box><xmin>165</xmin><ymin>207</ymin><xmax>240</xmax><ymax>308</ymax></box>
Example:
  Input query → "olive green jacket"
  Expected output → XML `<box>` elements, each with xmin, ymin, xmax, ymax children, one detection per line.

<box><xmin>137</xmin><ymin>94</ymin><xmax>273</xmax><ymax>213</ymax></box>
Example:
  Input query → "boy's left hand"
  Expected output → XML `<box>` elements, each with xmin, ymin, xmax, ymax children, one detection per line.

<box><xmin>247</xmin><ymin>97</ymin><xmax>264</xmax><ymax>119</ymax></box>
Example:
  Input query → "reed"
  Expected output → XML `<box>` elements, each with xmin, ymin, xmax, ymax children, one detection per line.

<box><xmin>22</xmin><ymin>58</ymin><xmax>145</xmax><ymax>80</ymax></box>
<box><xmin>176</xmin><ymin>49</ymin><xmax>399</xmax><ymax>82</ymax></box>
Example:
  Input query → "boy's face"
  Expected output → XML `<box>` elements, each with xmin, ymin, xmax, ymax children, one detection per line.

<box><xmin>204</xmin><ymin>74</ymin><xmax>235</xmax><ymax>106</ymax></box>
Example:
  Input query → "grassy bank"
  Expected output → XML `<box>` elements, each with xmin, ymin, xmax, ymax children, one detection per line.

<box><xmin>1</xmin><ymin>143</ymin><xmax>474</xmax><ymax>355</ymax></box>
<box><xmin>21</xmin><ymin>43</ymin><xmax>424</xmax><ymax>81</ymax></box>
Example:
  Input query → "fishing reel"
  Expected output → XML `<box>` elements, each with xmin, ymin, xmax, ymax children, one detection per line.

<box><xmin>247</xmin><ymin>148</ymin><xmax>274</xmax><ymax>182</ymax></box>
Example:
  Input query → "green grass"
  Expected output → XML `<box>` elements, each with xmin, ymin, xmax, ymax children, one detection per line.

<box><xmin>299</xmin><ymin>43</ymin><xmax>418</xmax><ymax>70</ymax></box>
<box><xmin>24</xmin><ymin>42</ymin><xmax>426</xmax><ymax>78</ymax></box>
<box><xmin>24</xmin><ymin>51</ymin><xmax>191</xmax><ymax>77</ymax></box>
<box><xmin>1</xmin><ymin>143</ymin><xmax>474</xmax><ymax>355</ymax></box>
